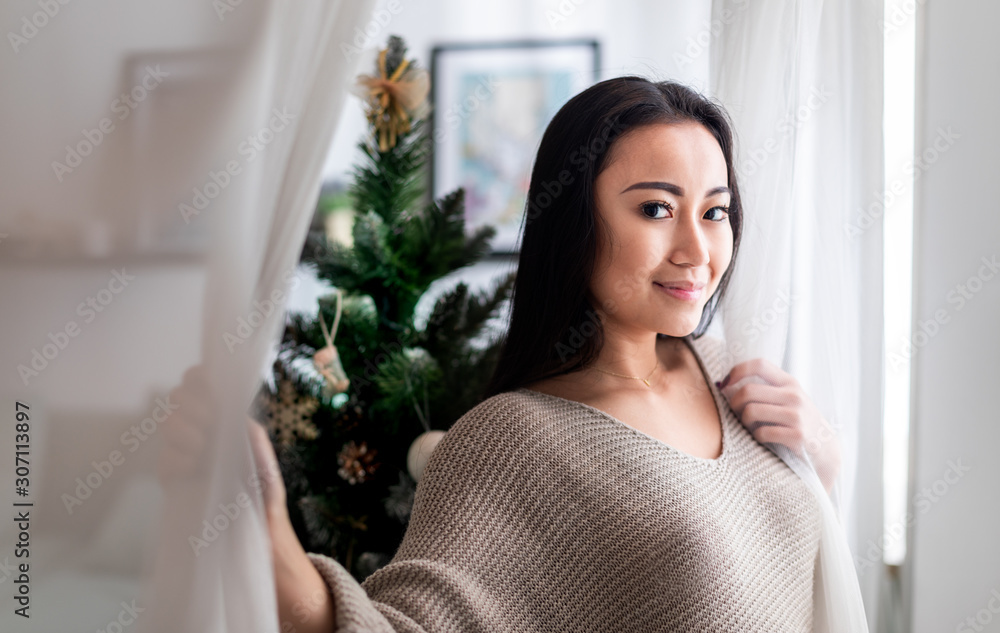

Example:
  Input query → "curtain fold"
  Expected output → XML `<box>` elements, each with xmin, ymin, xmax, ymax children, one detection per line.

<box><xmin>709</xmin><ymin>0</ymin><xmax>884</xmax><ymax>630</ymax></box>
<box><xmin>142</xmin><ymin>2</ymin><xmax>378</xmax><ymax>631</ymax></box>
<box><xmin>0</xmin><ymin>1</ymin><xmax>374</xmax><ymax>631</ymax></box>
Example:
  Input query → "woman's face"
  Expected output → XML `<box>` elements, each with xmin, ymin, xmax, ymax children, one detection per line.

<box><xmin>589</xmin><ymin>121</ymin><xmax>734</xmax><ymax>338</ymax></box>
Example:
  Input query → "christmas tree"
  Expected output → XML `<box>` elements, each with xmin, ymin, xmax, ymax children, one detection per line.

<box><xmin>255</xmin><ymin>36</ymin><xmax>515</xmax><ymax>582</ymax></box>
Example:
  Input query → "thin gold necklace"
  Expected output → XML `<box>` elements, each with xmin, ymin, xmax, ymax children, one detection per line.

<box><xmin>592</xmin><ymin>359</ymin><xmax>659</xmax><ymax>387</ymax></box>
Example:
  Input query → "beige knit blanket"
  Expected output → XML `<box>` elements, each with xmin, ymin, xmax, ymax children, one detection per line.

<box><xmin>308</xmin><ymin>334</ymin><xmax>822</xmax><ymax>632</ymax></box>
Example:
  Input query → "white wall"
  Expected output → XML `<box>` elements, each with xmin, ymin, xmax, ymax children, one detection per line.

<box><xmin>906</xmin><ymin>1</ymin><xmax>1000</xmax><ymax>630</ymax></box>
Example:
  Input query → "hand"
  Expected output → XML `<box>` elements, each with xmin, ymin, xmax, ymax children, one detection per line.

<box><xmin>158</xmin><ymin>365</ymin><xmax>216</xmax><ymax>483</ymax></box>
<box><xmin>717</xmin><ymin>358</ymin><xmax>842</xmax><ymax>495</ymax></box>
<box><xmin>246</xmin><ymin>417</ymin><xmax>288</xmax><ymax>524</ymax></box>
<box><xmin>247</xmin><ymin>403</ymin><xmax>337</xmax><ymax>633</ymax></box>
<box><xmin>159</xmin><ymin>365</ymin><xmax>335</xmax><ymax>632</ymax></box>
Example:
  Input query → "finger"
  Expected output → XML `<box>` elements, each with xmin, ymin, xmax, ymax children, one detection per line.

<box><xmin>158</xmin><ymin>365</ymin><xmax>216</xmax><ymax>481</ymax></box>
<box><xmin>739</xmin><ymin>402</ymin><xmax>798</xmax><ymax>429</ymax></box>
<box><xmin>248</xmin><ymin>417</ymin><xmax>279</xmax><ymax>478</ymax></box>
<box><xmin>247</xmin><ymin>417</ymin><xmax>287</xmax><ymax>515</ymax></box>
<box><xmin>753</xmin><ymin>423</ymin><xmax>805</xmax><ymax>453</ymax></box>
<box><xmin>725</xmin><ymin>382</ymin><xmax>802</xmax><ymax>417</ymax></box>
<box><xmin>721</xmin><ymin>357</ymin><xmax>795</xmax><ymax>389</ymax></box>
<box><xmin>744</xmin><ymin>420</ymin><xmax>782</xmax><ymax>434</ymax></box>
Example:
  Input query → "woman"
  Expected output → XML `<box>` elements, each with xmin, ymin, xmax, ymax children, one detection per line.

<box><xmin>180</xmin><ymin>77</ymin><xmax>845</xmax><ymax>631</ymax></box>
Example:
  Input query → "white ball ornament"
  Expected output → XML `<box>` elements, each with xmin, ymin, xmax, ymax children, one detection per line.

<box><xmin>407</xmin><ymin>430</ymin><xmax>446</xmax><ymax>482</ymax></box>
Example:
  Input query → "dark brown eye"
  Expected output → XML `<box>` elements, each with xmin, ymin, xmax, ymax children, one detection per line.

<box><xmin>706</xmin><ymin>206</ymin><xmax>730</xmax><ymax>221</ymax></box>
<box><xmin>641</xmin><ymin>201</ymin><xmax>672</xmax><ymax>219</ymax></box>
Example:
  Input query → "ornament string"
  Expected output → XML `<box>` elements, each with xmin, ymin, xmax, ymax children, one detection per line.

<box><xmin>317</xmin><ymin>288</ymin><xmax>342</xmax><ymax>349</ymax></box>
<box><xmin>404</xmin><ymin>369</ymin><xmax>431</xmax><ymax>434</ymax></box>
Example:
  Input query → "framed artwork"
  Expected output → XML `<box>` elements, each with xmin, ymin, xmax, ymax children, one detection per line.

<box><xmin>431</xmin><ymin>39</ymin><xmax>600</xmax><ymax>254</ymax></box>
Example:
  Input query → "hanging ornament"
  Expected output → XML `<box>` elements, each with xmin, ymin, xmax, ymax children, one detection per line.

<box><xmin>313</xmin><ymin>289</ymin><xmax>350</xmax><ymax>398</ymax></box>
<box><xmin>406</xmin><ymin>430</ymin><xmax>446</xmax><ymax>483</ymax></box>
<box><xmin>353</xmin><ymin>41</ymin><xmax>430</xmax><ymax>151</ymax></box>
<box><xmin>401</xmin><ymin>361</ymin><xmax>445</xmax><ymax>483</ymax></box>
<box><xmin>337</xmin><ymin>440</ymin><xmax>380</xmax><ymax>485</ymax></box>
<box><xmin>262</xmin><ymin>378</ymin><xmax>320</xmax><ymax>446</ymax></box>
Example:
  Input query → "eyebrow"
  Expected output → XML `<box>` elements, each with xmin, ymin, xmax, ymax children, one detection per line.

<box><xmin>620</xmin><ymin>182</ymin><xmax>731</xmax><ymax>198</ymax></box>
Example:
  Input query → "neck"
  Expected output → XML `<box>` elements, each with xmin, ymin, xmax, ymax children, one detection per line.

<box><xmin>591</xmin><ymin>329</ymin><xmax>686</xmax><ymax>381</ymax></box>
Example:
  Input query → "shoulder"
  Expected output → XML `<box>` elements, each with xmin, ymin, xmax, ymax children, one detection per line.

<box><xmin>405</xmin><ymin>390</ymin><xmax>579</xmax><ymax>532</ymax></box>
<box><xmin>432</xmin><ymin>389</ymin><xmax>559</xmax><ymax>454</ymax></box>
<box><xmin>418</xmin><ymin>390</ymin><xmax>579</xmax><ymax>485</ymax></box>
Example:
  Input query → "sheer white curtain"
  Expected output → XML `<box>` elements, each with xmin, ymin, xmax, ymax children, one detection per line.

<box><xmin>142</xmin><ymin>3</ymin><xmax>380</xmax><ymax>631</ymax></box>
<box><xmin>709</xmin><ymin>0</ymin><xmax>884</xmax><ymax>630</ymax></box>
<box><xmin>1</xmin><ymin>1</ymin><xmax>374</xmax><ymax>631</ymax></box>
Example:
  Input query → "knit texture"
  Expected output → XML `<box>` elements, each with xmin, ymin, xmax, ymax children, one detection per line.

<box><xmin>308</xmin><ymin>334</ymin><xmax>823</xmax><ymax>632</ymax></box>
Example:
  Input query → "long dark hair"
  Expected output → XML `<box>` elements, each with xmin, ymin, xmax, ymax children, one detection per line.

<box><xmin>484</xmin><ymin>77</ymin><xmax>744</xmax><ymax>398</ymax></box>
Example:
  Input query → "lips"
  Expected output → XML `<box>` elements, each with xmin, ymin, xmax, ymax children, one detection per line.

<box><xmin>654</xmin><ymin>281</ymin><xmax>706</xmax><ymax>301</ymax></box>
<box><xmin>655</xmin><ymin>281</ymin><xmax>706</xmax><ymax>291</ymax></box>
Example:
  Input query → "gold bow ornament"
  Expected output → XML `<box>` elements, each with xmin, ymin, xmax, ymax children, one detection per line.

<box><xmin>353</xmin><ymin>48</ymin><xmax>430</xmax><ymax>151</ymax></box>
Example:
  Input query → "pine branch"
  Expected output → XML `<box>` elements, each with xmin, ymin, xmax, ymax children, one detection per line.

<box><xmin>350</xmin><ymin>118</ymin><xmax>429</xmax><ymax>226</ymax></box>
<box><xmin>305</xmin><ymin>239</ymin><xmax>364</xmax><ymax>294</ymax></box>
<box><xmin>419</xmin><ymin>270</ymin><xmax>514</xmax><ymax>359</ymax></box>
<box><xmin>370</xmin><ymin>347</ymin><xmax>443</xmax><ymax>432</ymax></box>
<box><xmin>463</xmin><ymin>269</ymin><xmax>516</xmax><ymax>337</ymax></box>
<box><xmin>426</xmin><ymin>332</ymin><xmax>507</xmax><ymax>424</ymax></box>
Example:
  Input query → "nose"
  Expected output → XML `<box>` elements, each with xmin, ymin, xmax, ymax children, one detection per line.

<box><xmin>667</xmin><ymin>212</ymin><xmax>711</xmax><ymax>268</ymax></box>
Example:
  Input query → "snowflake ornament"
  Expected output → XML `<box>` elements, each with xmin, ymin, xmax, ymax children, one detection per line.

<box><xmin>263</xmin><ymin>378</ymin><xmax>320</xmax><ymax>446</ymax></box>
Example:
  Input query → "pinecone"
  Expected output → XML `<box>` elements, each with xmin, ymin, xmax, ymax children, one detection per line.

<box><xmin>337</xmin><ymin>440</ymin><xmax>380</xmax><ymax>484</ymax></box>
